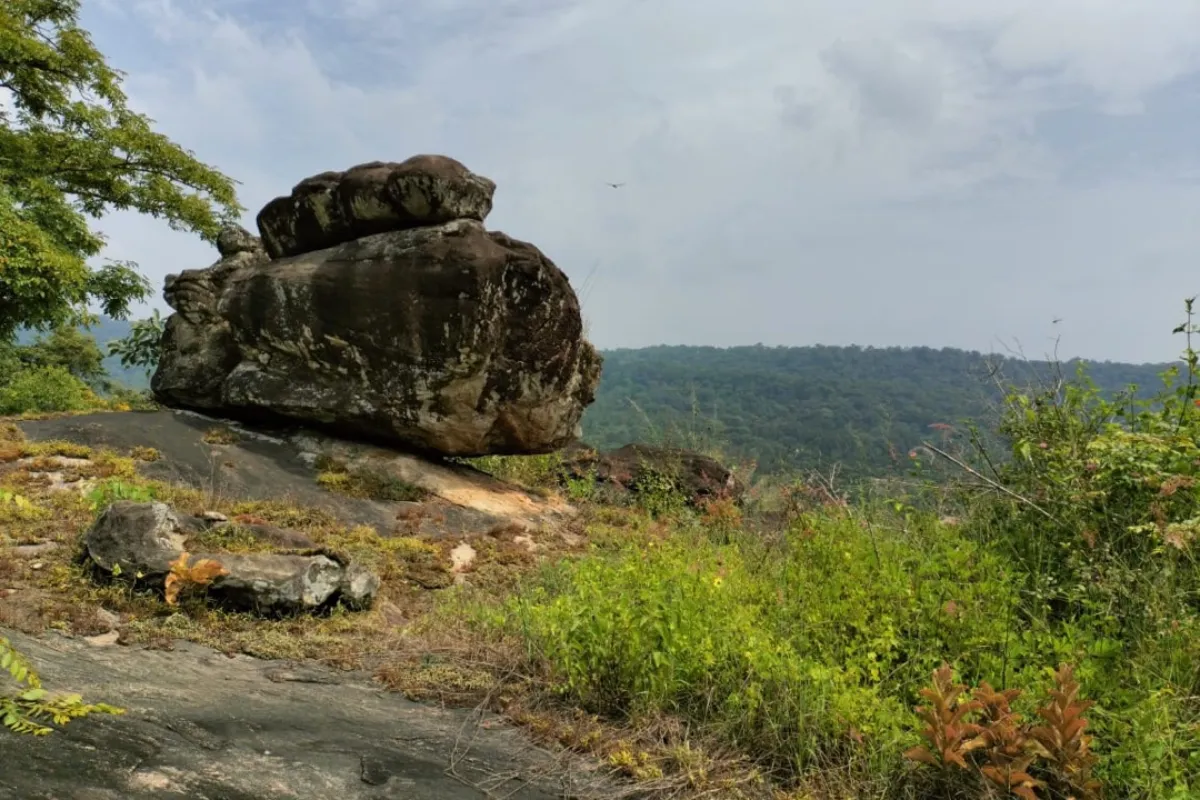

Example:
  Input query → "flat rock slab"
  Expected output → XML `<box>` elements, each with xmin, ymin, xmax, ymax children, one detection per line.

<box><xmin>0</xmin><ymin>630</ymin><xmax>609</xmax><ymax>800</ymax></box>
<box><xmin>15</xmin><ymin>410</ymin><xmax>572</xmax><ymax>539</ymax></box>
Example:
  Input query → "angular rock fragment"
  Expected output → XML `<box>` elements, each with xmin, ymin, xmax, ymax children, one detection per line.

<box><xmin>83</xmin><ymin>501</ymin><xmax>379</xmax><ymax>615</ymax></box>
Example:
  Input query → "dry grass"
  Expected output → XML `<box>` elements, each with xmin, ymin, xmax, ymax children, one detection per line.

<box><xmin>200</xmin><ymin>425</ymin><xmax>241</xmax><ymax>445</ymax></box>
<box><xmin>0</xmin><ymin>422</ymin><xmax>597</xmax><ymax>671</ymax></box>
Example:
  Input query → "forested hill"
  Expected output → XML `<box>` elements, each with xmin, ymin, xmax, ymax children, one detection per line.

<box><xmin>581</xmin><ymin>345</ymin><xmax>1173</xmax><ymax>477</ymax></box>
<box><xmin>17</xmin><ymin>318</ymin><xmax>152</xmax><ymax>390</ymax></box>
<box><xmin>74</xmin><ymin>320</ymin><xmax>1172</xmax><ymax>478</ymax></box>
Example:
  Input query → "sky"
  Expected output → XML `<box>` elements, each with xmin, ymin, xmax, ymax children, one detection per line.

<box><xmin>77</xmin><ymin>0</ymin><xmax>1200</xmax><ymax>364</ymax></box>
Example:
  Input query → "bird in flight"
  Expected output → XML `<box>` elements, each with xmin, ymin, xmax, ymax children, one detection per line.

<box><xmin>605</xmin><ymin>182</ymin><xmax>625</xmax><ymax>188</ymax></box>
<box><xmin>1052</xmin><ymin>317</ymin><xmax>1063</xmax><ymax>324</ymax></box>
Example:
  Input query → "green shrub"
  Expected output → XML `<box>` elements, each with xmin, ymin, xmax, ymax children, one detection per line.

<box><xmin>966</xmin><ymin>302</ymin><xmax>1200</xmax><ymax>606</ymax></box>
<box><xmin>501</xmin><ymin>507</ymin><xmax>1036</xmax><ymax>783</ymax></box>
<box><xmin>85</xmin><ymin>478</ymin><xmax>158</xmax><ymax>513</ymax></box>
<box><xmin>0</xmin><ymin>366</ymin><xmax>103</xmax><ymax>415</ymax></box>
<box><xmin>460</xmin><ymin>453</ymin><xmax>564</xmax><ymax>489</ymax></box>
<box><xmin>562</xmin><ymin>468</ymin><xmax>598</xmax><ymax>502</ymax></box>
<box><xmin>941</xmin><ymin>300</ymin><xmax>1200</xmax><ymax>797</ymax></box>
<box><xmin>629</xmin><ymin>464</ymin><xmax>688</xmax><ymax>517</ymax></box>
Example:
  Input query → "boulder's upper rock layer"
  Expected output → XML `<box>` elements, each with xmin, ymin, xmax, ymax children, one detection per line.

<box><xmin>255</xmin><ymin>155</ymin><xmax>497</xmax><ymax>259</ymax></box>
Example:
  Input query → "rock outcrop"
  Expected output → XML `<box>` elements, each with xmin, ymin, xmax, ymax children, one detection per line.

<box><xmin>16</xmin><ymin>410</ymin><xmax>578</xmax><ymax>540</ymax></box>
<box><xmin>151</xmin><ymin>155</ymin><xmax>602</xmax><ymax>457</ymax></box>
<box><xmin>559</xmin><ymin>443</ymin><xmax>746</xmax><ymax>507</ymax></box>
<box><xmin>0</xmin><ymin>630</ymin><xmax>611</xmax><ymax>800</ymax></box>
<box><xmin>84</xmin><ymin>501</ymin><xmax>380</xmax><ymax>615</ymax></box>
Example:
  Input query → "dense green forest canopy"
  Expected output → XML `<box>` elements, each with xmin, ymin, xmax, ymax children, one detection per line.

<box><xmin>582</xmin><ymin>344</ymin><xmax>1173</xmax><ymax>477</ymax></box>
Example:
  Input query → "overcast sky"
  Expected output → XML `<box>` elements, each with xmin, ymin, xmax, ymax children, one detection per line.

<box><xmin>80</xmin><ymin>0</ymin><xmax>1200</xmax><ymax>364</ymax></box>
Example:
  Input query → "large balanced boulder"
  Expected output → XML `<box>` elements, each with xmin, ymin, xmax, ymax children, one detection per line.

<box><xmin>256</xmin><ymin>155</ymin><xmax>497</xmax><ymax>259</ymax></box>
<box><xmin>152</xmin><ymin>156</ymin><xmax>601</xmax><ymax>457</ymax></box>
<box><xmin>152</xmin><ymin>221</ymin><xmax>600</xmax><ymax>456</ymax></box>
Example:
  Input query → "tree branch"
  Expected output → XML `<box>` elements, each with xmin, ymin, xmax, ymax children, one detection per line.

<box><xmin>920</xmin><ymin>440</ymin><xmax>1062</xmax><ymax>525</ymax></box>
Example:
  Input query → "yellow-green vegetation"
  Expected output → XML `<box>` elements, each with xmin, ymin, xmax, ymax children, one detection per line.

<box><xmin>315</xmin><ymin>455</ymin><xmax>427</xmax><ymax>502</ymax></box>
<box><xmin>0</xmin><ymin>635</ymin><xmax>123</xmax><ymax>735</ymax></box>
<box><xmin>447</xmin><ymin>309</ymin><xmax>1200</xmax><ymax>799</ymax></box>
<box><xmin>461</xmin><ymin>452</ymin><xmax>564</xmax><ymax>488</ymax></box>
<box><xmin>200</xmin><ymin>426</ymin><xmax>240</xmax><ymax>445</ymax></box>
<box><xmin>129</xmin><ymin>446</ymin><xmax>160</xmax><ymax>463</ymax></box>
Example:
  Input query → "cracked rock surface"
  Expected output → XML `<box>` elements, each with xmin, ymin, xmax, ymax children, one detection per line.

<box><xmin>0</xmin><ymin>631</ymin><xmax>610</xmax><ymax>800</ymax></box>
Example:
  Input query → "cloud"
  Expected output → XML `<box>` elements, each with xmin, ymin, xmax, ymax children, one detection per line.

<box><xmin>77</xmin><ymin>0</ymin><xmax>1200</xmax><ymax>363</ymax></box>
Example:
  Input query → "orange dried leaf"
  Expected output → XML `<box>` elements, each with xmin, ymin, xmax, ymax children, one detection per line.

<box><xmin>164</xmin><ymin>552</ymin><xmax>229</xmax><ymax>606</ymax></box>
<box><xmin>186</xmin><ymin>558</ymin><xmax>230</xmax><ymax>584</ymax></box>
<box><xmin>903</xmin><ymin>746</ymin><xmax>939</xmax><ymax>766</ymax></box>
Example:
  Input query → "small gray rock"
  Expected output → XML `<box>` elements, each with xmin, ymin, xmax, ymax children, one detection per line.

<box><xmin>83</xmin><ymin>502</ymin><xmax>379</xmax><ymax>617</ymax></box>
<box><xmin>203</xmin><ymin>552</ymin><xmax>344</xmax><ymax>615</ymax></box>
<box><xmin>85</xmin><ymin>501</ymin><xmax>189</xmax><ymax>580</ymax></box>
<box><xmin>338</xmin><ymin>562</ymin><xmax>382</xmax><ymax>611</ymax></box>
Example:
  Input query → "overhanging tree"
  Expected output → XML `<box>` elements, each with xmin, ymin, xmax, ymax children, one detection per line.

<box><xmin>0</xmin><ymin>0</ymin><xmax>243</xmax><ymax>341</ymax></box>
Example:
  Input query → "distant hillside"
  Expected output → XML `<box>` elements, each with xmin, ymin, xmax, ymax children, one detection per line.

<box><xmin>89</xmin><ymin>317</ymin><xmax>152</xmax><ymax>389</ymax></box>
<box><xmin>18</xmin><ymin>317</ymin><xmax>151</xmax><ymax>390</ymax></box>
<box><xmin>581</xmin><ymin>345</ymin><xmax>1174</xmax><ymax>478</ymax></box>
<box><xmin>54</xmin><ymin>321</ymin><xmax>1176</xmax><ymax>478</ymax></box>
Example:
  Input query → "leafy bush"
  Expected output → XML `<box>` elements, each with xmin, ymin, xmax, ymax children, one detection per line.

<box><xmin>629</xmin><ymin>463</ymin><xmax>689</xmax><ymax>517</ymax></box>
<box><xmin>12</xmin><ymin>325</ymin><xmax>110</xmax><ymax>389</ymax></box>
<box><xmin>481</xmin><ymin>303</ymin><xmax>1200</xmax><ymax>798</ymax></box>
<box><xmin>0</xmin><ymin>365</ymin><xmax>105</xmax><ymax>415</ymax></box>
<box><xmin>501</xmin><ymin>507</ymin><xmax>1039</xmax><ymax>784</ymax></box>
<box><xmin>941</xmin><ymin>300</ymin><xmax>1200</xmax><ymax>797</ymax></box>
<box><xmin>85</xmin><ymin>478</ymin><xmax>158</xmax><ymax>513</ymax></box>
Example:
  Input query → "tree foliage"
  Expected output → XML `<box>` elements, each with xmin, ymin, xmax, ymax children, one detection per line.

<box><xmin>583</xmin><ymin>345</ymin><xmax>1172</xmax><ymax>478</ymax></box>
<box><xmin>11</xmin><ymin>323</ymin><xmax>107</xmax><ymax>385</ymax></box>
<box><xmin>2</xmin><ymin>634</ymin><xmax>123</xmax><ymax>735</ymax></box>
<box><xmin>0</xmin><ymin>0</ymin><xmax>243</xmax><ymax>339</ymax></box>
<box><xmin>106</xmin><ymin>307</ymin><xmax>162</xmax><ymax>371</ymax></box>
